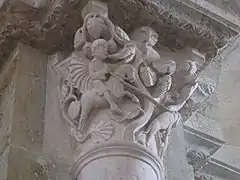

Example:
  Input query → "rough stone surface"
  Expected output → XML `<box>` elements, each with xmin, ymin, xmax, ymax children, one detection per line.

<box><xmin>185</xmin><ymin>113</ymin><xmax>223</xmax><ymax>141</ymax></box>
<box><xmin>200</xmin><ymin>40</ymin><xmax>240</xmax><ymax>146</ymax></box>
<box><xmin>0</xmin><ymin>44</ymin><xmax>48</xmax><ymax>180</ymax></box>
<box><xmin>185</xmin><ymin>36</ymin><xmax>240</xmax><ymax>180</ymax></box>
<box><xmin>164</xmin><ymin>122</ymin><xmax>194</xmax><ymax>180</ymax></box>
<box><xmin>0</xmin><ymin>1</ymin><xmax>240</xmax><ymax>180</ymax></box>
<box><xmin>0</xmin><ymin>0</ymin><xmax>238</xmax><ymax>72</ymax></box>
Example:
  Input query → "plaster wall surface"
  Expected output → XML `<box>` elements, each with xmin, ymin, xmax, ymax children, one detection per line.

<box><xmin>164</xmin><ymin>122</ymin><xmax>194</xmax><ymax>180</ymax></box>
<box><xmin>188</xmin><ymin>40</ymin><xmax>240</xmax><ymax>175</ymax></box>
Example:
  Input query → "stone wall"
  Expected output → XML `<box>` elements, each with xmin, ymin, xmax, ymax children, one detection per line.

<box><xmin>184</xmin><ymin>37</ymin><xmax>240</xmax><ymax>179</ymax></box>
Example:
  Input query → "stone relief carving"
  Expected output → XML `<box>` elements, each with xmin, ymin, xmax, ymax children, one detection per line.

<box><xmin>49</xmin><ymin>1</ymin><xmax>220</xmax><ymax>179</ymax></box>
<box><xmin>134</xmin><ymin>60</ymin><xmax>201</xmax><ymax>159</ymax></box>
<box><xmin>55</xmin><ymin>1</ymin><xmax>145</xmax><ymax>145</ymax></box>
<box><xmin>54</xmin><ymin>1</ymin><xmax>215</xmax><ymax>164</ymax></box>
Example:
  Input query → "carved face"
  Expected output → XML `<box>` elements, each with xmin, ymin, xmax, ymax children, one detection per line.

<box><xmin>86</xmin><ymin>14</ymin><xmax>107</xmax><ymax>40</ymax></box>
<box><xmin>131</xmin><ymin>26</ymin><xmax>158</xmax><ymax>47</ymax></box>
<box><xmin>91</xmin><ymin>39</ymin><xmax>108</xmax><ymax>60</ymax></box>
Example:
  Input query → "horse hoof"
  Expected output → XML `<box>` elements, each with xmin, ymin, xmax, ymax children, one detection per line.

<box><xmin>132</xmin><ymin>98</ymin><xmax>139</xmax><ymax>104</ymax></box>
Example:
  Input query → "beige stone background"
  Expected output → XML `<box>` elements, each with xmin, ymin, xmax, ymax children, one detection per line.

<box><xmin>186</xmin><ymin>38</ymin><xmax>240</xmax><ymax>172</ymax></box>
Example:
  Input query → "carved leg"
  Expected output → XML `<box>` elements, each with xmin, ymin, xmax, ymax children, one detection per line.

<box><xmin>123</xmin><ymin>91</ymin><xmax>139</xmax><ymax>103</ymax></box>
<box><xmin>78</xmin><ymin>93</ymin><xmax>95</xmax><ymax>133</ymax></box>
<box><xmin>159</xmin><ymin>130</ymin><xmax>169</xmax><ymax>160</ymax></box>
<box><xmin>146</xmin><ymin>124</ymin><xmax>159</xmax><ymax>146</ymax></box>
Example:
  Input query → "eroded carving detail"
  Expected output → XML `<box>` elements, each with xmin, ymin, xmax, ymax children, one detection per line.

<box><xmin>55</xmin><ymin>0</ymin><xmax>215</xmax><ymax>166</ymax></box>
<box><xmin>51</xmin><ymin>1</ymin><xmax>219</xmax><ymax>180</ymax></box>
<box><xmin>186</xmin><ymin>149</ymin><xmax>209</xmax><ymax>167</ymax></box>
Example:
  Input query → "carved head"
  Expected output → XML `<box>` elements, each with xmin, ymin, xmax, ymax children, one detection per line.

<box><xmin>91</xmin><ymin>39</ymin><xmax>109</xmax><ymax>60</ymax></box>
<box><xmin>131</xmin><ymin>26</ymin><xmax>159</xmax><ymax>47</ymax></box>
<box><xmin>178</xmin><ymin>60</ymin><xmax>197</xmax><ymax>76</ymax></box>
<box><xmin>81</xmin><ymin>0</ymin><xmax>108</xmax><ymax>19</ymax></box>
<box><xmin>84</xmin><ymin>13</ymin><xmax>108</xmax><ymax>40</ymax></box>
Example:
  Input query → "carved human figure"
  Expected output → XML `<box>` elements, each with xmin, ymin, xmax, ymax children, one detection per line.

<box><xmin>88</xmin><ymin>39</ymin><xmax>122</xmax><ymax>114</ymax></box>
<box><xmin>130</xmin><ymin>26</ymin><xmax>160</xmax><ymax>87</ymax></box>
<box><xmin>76</xmin><ymin>63</ymin><xmax>141</xmax><ymax>135</ymax></box>
<box><xmin>74</xmin><ymin>12</ymin><xmax>117</xmax><ymax>57</ymax></box>
<box><xmin>77</xmin><ymin>39</ymin><xmax>131</xmax><ymax>133</ymax></box>
<box><xmin>144</xmin><ymin>111</ymin><xmax>181</xmax><ymax>159</ymax></box>
<box><xmin>151</xmin><ymin>60</ymin><xmax>177</xmax><ymax>101</ymax></box>
<box><xmin>60</xmin><ymin>11</ymin><xmax>147</xmax><ymax>139</ymax></box>
<box><xmin>167</xmin><ymin>60</ymin><xmax>199</xmax><ymax>111</ymax></box>
<box><xmin>139</xmin><ymin>60</ymin><xmax>199</xmax><ymax>159</ymax></box>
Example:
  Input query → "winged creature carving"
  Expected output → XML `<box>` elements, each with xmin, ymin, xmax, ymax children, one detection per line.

<box><xmin>56</xmin><ymin>12</ymin><xmax>150</xmax><ymax>143</ymax></box>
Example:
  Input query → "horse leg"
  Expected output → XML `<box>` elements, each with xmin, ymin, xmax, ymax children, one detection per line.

<box><xmin>78</xmin><ymin>93</ymin><xmax>95</xmax><ymax>133</ymax></box>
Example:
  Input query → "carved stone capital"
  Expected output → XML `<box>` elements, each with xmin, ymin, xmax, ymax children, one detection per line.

<box><xmin>0</xmin><ymin>0</ymin><xmax>235</xmax><ymax>179</ymax></box>
<box><xmin>0</xmin><ymin>0</ymin><xmax>238</xmax><ymax>72</ymax></box>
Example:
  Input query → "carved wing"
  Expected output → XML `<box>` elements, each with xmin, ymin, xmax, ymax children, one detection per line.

<box><xmin>139</xmin><ymin>64</ymin><xmax>157</xmax><ymax>87</ymax></box>
<box><xmin>68</xmin><ymin>54</ymin><xmax>93</xmax><ymax>93</ymax></box>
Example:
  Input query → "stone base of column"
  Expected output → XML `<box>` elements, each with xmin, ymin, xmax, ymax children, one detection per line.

<box><xmin>72</xmin><ymin>142</ymin><xmax>165</xmax><ymax>180</ymax></box>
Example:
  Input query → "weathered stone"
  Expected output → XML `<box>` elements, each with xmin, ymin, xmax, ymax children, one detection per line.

<box><xmin>164</xmin><ymin>122</ymin><xmax>195</xmax><ymax>180</ymax></box>
<box><xmin>9</xmin><ymin>44</ymin><xmax>47</xmax><ymax>153</ymax></box>
<box><xmin>0</xmin><ymin>0</ymin><xmax>238</xmax><ymax>73</ymax></box>
<box><xmin>7</xmin><ymin>147</ymin><xmax>48</xmax><ymax>180</ymax></box>
<box><xmin>0</xmin><ymin>44</ymin><xmax>48</xmax><ymax>180</ymax></box>
<box><xmin>0</xmin><ymin>0</ymin><xmax>239</xmax><ymax>180</ymax></box>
